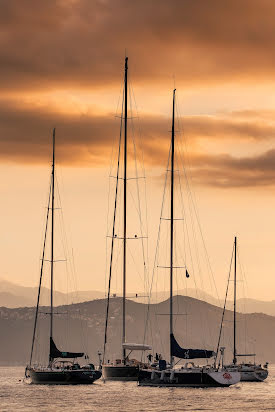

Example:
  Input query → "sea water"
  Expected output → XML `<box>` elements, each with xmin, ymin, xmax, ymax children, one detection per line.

<box><xmin>0</xmin><ymin>366</ymin><xmax>274</xmax><ymax>411</ymax></box>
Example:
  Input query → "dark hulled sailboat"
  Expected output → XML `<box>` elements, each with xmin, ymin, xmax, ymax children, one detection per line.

<box><xmin>138</xmin><ymin>90</ymin><xmax>240</xmax><ymax>387</ymax></box>
<box><xmin>25</xmin><ymin>129</ymin><xmax>101</xmax><ymax>385</ymax></box>
<box><xmin>102</xmin><ymin>57</ymin><xmax>151</xmax><ymax>381</ymax></box>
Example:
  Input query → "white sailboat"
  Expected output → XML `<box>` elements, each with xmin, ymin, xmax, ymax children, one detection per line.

<box><xmin>223</xmin><ymin>237</ymin><xmax>268</xmax><ymax>382</ymax></box>
<box><xmin>102</xmin><ymin>57</ymin><xmax>151</xmax><ymax>381</ymax></box>
<box><xmin>138</xmin><ymin>89</ymin><xmax>240</xmax><ymax>387</ymax></box>
<box><xmin>25</xmin><ymin>130</ymin><xmax>101</xmax><ymax>385</ymax></box>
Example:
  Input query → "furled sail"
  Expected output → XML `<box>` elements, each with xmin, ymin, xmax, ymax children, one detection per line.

<box><xmin>170</xmin><ymin>334</ymin><xmax>215</xmax><ymax>359</ymax></box>
<box><xmin>50</xmin><ymin>337</ymin><xmax>84</xmax><ymax>360</ymax></box>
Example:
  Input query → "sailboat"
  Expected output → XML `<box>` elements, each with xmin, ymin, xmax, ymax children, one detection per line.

<box><xmin>25</xmin><ymin>129</ymin><xmax>102</xmax><ymax>385</ymax></box>
<box><xmin>224</xmin><ymin>237</ymin><xmax>268</xmax><ymax>382</ymax></box>
<box><xmin>102</xmin><ymin>57</ymin><xmax>151</xmax><ymax>381</ymax></box>
<box><xmin>138</xmin><ymin>90</ymin><xmax>240</xmax><ymax>387</ymax></box>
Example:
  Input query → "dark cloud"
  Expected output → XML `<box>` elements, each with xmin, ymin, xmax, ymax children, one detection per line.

<box><xmin>1</xmin><ymin>99</ymin><xmax>275</xmax><ymax>187</ymax></box>
<box><xmin>186</xmin><ymin>150</ymin><xmax>275</xmax><ymax>188</ymax></box>
<box><xmin>0</xmin><ymin>0</ymin><xmax>275</xmax><ymax>92</ymax></box>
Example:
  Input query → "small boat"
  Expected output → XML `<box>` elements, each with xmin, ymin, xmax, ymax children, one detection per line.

<box><xmin>138</xmin><ymin>90</ymin><xmax>240</xmax><ymax>388</ymax></box>
<box><xmin>102</xmin><ymin>343</ymin><xmax>151</xmax><ymax>381</ymax></box>
<box><xmin>222</xmin><ymin>237</ymin><xmax>268</xmax><ymax>382</ymax></box>
<box><xmin>25</xmin><ymin>129</ymin><xmax>101</xmax><ymax>385</ymax></box>
<box><xmin>238</xmin><ymin>363</ymin><xmax>268</xmax><ymax>382</ymax></box>
<box><xmin>102</xmin><ymin>57</ymin><xmax>151</xmax><ymax>381</ymax></box>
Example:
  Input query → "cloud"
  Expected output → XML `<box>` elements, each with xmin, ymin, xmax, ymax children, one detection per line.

<box><xmin>186</xmin><ymin>150</ymin><xmax>275</xmax><ymax>188</ymax></box>
<box><xmin>0</xmin><ymin>0</ymin><xmax>275</xmax><ymax>92</ymax></box>
<box><xmin>0</xmin><ymin>98</ymin><xmax>275</xmax><ymax>186</ymax></box>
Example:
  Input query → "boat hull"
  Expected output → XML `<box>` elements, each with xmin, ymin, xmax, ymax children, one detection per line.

<box><xmin>102</xmin><ymin>364</ymin><xmax>139</xmax><ymax>381</ymax></box>
<box><xmin>240</xmin><ymin>368</ymin><xmax>268</xmax><ymax>382</ymax></box>
<box><xmin>138</xmin><ymin>368</ymin><xmax>240</xmax><ymax>387</ymax></box>
<box><xmin>226</xmin><ymin>363</ymin><xmax>268</xmax><ymax>382</ymax></box>
<box><xmin>27</xmin><ymin>368</ymin><xmax>102</xmax><ymax>385</ymax></box>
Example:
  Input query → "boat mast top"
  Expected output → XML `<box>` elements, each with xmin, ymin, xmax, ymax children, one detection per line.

<box><xmin>233</xmin><ymin>236</ymin><xmax>237</xmax><ymax>364</ymax></box>
<box><xmin>122</xmin><ymin>57</ymin><xmax>128</xmax><ymax>362</ymax></box>
<box><xmin>50</xmin><ymin>128</ymin><xmax>55</xmax><ymax>361</ymax></box>
<box><xmin>170</xmin><ymin>89</ymin><xmax>176</xmax><ymax>367</ymax></box>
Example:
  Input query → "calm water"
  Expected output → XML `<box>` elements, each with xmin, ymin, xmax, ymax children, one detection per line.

<box><xmin>0</xmin><ymin>366</ymin><xmax>275</xmax><ymax>411</ymax></box>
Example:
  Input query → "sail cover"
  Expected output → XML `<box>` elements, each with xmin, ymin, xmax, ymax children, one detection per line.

<box><xmin>170</xmin><ymin>334</ymin><xmax>215</xmax><ymax>359</ymax></box>
<box><xmin>50</xmin><ymin>337</ymin><xmax>84</xmax><ymax>359</ymax></box>
<box><xmin>122</xmin><ymin>343</ymin><xmax>152</xmax><ymax>351</ymax></box>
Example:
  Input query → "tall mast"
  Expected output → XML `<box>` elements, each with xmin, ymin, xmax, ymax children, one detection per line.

<box><xmin>122</xmin><ymin>57</ymin><xmax>128</xmax><ymax>362</ymax></box>
<box><xmin>170</xmin><ymin>89</ymin><xmax>176</xmax><ymax>367</ymax></box>
<box><xmin>233</xmin><ymin>236</ymin><xmax>237</xmax><ymax>364</ymax></box>
<box><xmin>50</xmin><ymin>128</ymin><xmax>55</xmax><ymax>358</ymax></box>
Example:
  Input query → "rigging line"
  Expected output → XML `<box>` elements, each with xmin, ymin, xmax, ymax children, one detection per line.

<box><xmin>176</xmin><ymin>109</ymin><xmax>220</xmax><ymax>306</ymax></box>
<box><xmin>130</xmin><ymin>83</ymin><xmax>150</xmax><ymax>298</ymax></box>
<box><xmin>175</xmin><ymin>125</ymin><xmax>210</xmax><ymax>350</ymax></box>
<box><xmin>177</xmin><ymin>163</ymin><xmax>197</xmax><ymax>293</ymax></box>
<box><xmin>55</xmin><ymin>170</ymin><xmax>88</xmax><ymax>355</ymax></box>
<box><xmin>55</xmin><ymin>175</ymin><xmax>77</xmax><ymax>301</ymax></box>
<box><xmin>174</xmin><ymin>234</ymin><xmax>180</xmax><ymax>330</ymax></box>
<box><xmin>215</xmin><ymin>243</ymin><xmax>234</xmax><ymax>367</ymax></box>
<box><xmin>236</xmin><ymin>243</ymin><xmax>249</xmax><ymax>356</ymax></box>
<box><xmin>105</xmin><ymin>82</ymin><xmax>125</xmax><ymax>296</ymax></box>
<box><xmin>176</xmin><ymin>106</ymin><xmax>212</xmax><ymax>294</ymax></box>
<box><xmin>112</xmin><ymin>230</ymin><xmax>124</xmax><ymax>294</ymax></box>
<box><xmin>129</xmin><ymin>86</ymin><xmax>148</xmax><ymax>299</ymax></box>
<box><xmin>103</xmin><ymin>92</ymin><xmax>124</xmax><ymax>365</ymax></box>
<box><xmin>237</xmin><ymin>243</ymin><xmax>249</xmax><ymax>293</ymax></box>
<box><xmin>72</xmin><ymin>247</ymin><xmax>89</xmax><ymax>356</ymax></box>
<box><xmin>29</xmin><ymin>179</ymin><xmax>52</xmax><ymax>366</ymax></box>
<box><xmin>175</xmin><ymin>132</ymin><xmax>205</xmax><ymax>294</ymax></box>
<box><xmin>127</xmin><ymin>242</ymin><xmax>145</xmax><ymax>286</ymax></box>
<box><xmin>142</xmin><ymin>144</ymin><xmax>171</xmax><ymax>347</ymax></box>
<box><xmin>56</xmin><ymin>166</ymin><xmax>86</xmax><ymax>345</ymax></box>
<box><xmin>175</xmin><ymin>148</ymin><xmax>207</xmax><ymax>346</ymax></box>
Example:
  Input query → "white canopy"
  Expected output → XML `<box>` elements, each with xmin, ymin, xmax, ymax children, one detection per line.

<box><xmin>122</xmin><ymin>343</ymin><xmax>152</xmax><ymax>351</ymax></box>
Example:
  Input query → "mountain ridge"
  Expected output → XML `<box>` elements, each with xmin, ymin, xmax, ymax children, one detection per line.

<box><xmin>0</xmin><ymin>295</ymin><xmax>273</xmax><ymax>366</ymax></box>
<box><xmin>1</xmin><ymin>279</ymin><xmax>275</xmax><ymax>317</ymax></box>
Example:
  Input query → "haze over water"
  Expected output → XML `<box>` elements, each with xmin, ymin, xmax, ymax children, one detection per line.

<box><xmin>0</xmin><ymin>366</ymin><xmax>274</xmax><ymax>411</ymax></box>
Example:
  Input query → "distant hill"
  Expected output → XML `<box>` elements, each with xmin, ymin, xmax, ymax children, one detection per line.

<box><xmin>0</xmin><ymin>279</ymin><xmax>105</xmax><ymax>307</ymax></box>
<box><xmin>0</xmin><ymin>296</ymin><xmax>273</xmax><ymax>366</ymax></box>
<box><xmin>1</xmin><ymin>279</ymin><xmax>275</xmax><ymax>317</ymax></box>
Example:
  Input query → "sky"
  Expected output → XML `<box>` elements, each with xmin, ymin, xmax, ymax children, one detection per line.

<box><xmin>1</xmin><ymin>0</ymin><xmax>275</xmax><ymax>301</ymax></box>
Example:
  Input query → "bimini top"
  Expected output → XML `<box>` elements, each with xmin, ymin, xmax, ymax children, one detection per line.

<box><xmin>122</xmin><ymin>343</ymin><xmax>152</xmax><ymax>351</ymax></box>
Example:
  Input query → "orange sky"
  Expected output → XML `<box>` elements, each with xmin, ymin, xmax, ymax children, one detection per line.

<box><xmin>1</xmin><ymin>0</ymin><xmax>275</xmax><ymax>300</ymax></box>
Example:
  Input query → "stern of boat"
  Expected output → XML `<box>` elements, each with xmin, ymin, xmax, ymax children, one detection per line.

<box><xmin>208</xmin><ymin>370</ymin><xmax>241</xmax><ymax>386</ymax></box>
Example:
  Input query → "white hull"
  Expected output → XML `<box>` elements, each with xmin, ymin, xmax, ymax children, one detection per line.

<box><xmin>240</xmin><ymin>369</ymin><xmax>268</xmax><ymax>382</ymax></box>
<box><xmin>226</xmin><ymin>363</ymin><xmax>268</xmax><ymax>382</ymax></box>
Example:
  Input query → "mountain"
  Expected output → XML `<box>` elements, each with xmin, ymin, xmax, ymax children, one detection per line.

<box><xmin>0</xmin><ymin>296</ymin><xmax>273</xmax><ymax>366</ymax></box>
<box><xmin>0</xmin><ymin>279</ymin><xmax>105</xmax><ymax>307</ymax></box>
<box><xmin>1</xmin><ymin>279</ymin><xmax>275</xmax><ymax>317</ymax></box>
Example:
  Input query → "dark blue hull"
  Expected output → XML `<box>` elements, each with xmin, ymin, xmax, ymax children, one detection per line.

<box><xmin>102</xmin><ymin>365</ymin><xmax>139</xmax><ymax>381</ymax></box>
<box><xmin>27</xmin><ymin>368</ymin><xmax>102</xmax><ymax>385</ymax></box>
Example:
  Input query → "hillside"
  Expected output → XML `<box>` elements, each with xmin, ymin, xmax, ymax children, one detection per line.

<box><xmin>0</xmin><ymin>296</ymin><xmax>273</xmax><ymax>366</ymax></box>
